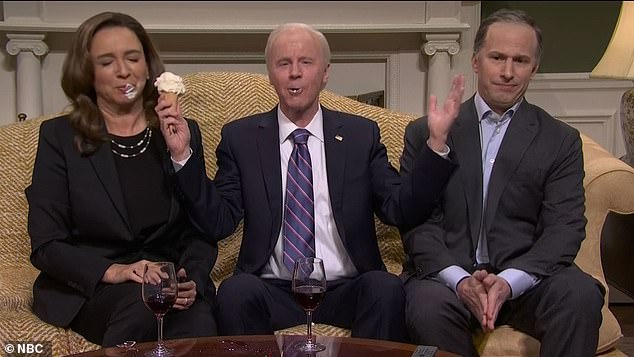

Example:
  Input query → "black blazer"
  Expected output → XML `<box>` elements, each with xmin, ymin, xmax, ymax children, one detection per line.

<box><xmin>176</xmin><ymin>106</ymin><xmax>455</xmax><ymax>276</ymax></box>
<box><xmin>401</xmin><ymin>97</ymin><xmax>587</xmax><ymax>279</ymax></box>
<box><xmin>26</xmin><ymin>116</ymin><xmax>217</xmax><ymax>327</ymax></box>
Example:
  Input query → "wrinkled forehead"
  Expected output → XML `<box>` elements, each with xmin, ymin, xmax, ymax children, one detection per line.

<box><xmin>271</xmin><ymin>29</ymin><xmax>326</xmax><ymax>64</ymax></box>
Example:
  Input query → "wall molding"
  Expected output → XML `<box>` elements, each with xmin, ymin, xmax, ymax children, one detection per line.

<box><xmin>554</xmin><ymin>110</ymin><xmax>618</xmax><ymax>153</ymax></box>
<box><xmin>160</xmin><ymin>52</ymin><xmax>395</xmax><ymax>63</ymax></box>
<box><xmin>0</xmin><ymin>22</ymin><xmax>471</xmax><ymax>34</ymax></box>
<box><xmin>530</xmin><ymin>72</ymin><xmax>632</xmax><ymax>90</ymax></box>
<box><xmin>0</xmin><ymin>1</ymin><xmax>470</xmax><ymax>34</ymax></box>
<box><xmin>525</xmin><ymin>73</ymin><xmax>627</xmax><ymax>156</ymax></box>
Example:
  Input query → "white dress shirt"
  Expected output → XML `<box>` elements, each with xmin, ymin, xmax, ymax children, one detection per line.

<box><xmin>172</xmin><ymin>108</ymin><xmax>358</xmax><ymax>281</ymax></box>
<box><xmin>259</xmin><ymin>107</ymin><xmax>358</xmax><ymax>281</ymax></box>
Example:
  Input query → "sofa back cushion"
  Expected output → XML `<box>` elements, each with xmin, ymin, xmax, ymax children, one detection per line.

<box><xmin>0</xmin><ymin>117</ymin><xmax>51</xmax><ymax>268</ymax></box>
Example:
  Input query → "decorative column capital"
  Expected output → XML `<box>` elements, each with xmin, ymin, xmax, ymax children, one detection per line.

<box><xmin>6</xmin><ymin>34</ymin><xmax>49</xmax><ymax>57</ymax></box>
<box><xmin>422</xmin><ymin>33</ymin><xmax>460</xmax><ymax>56</ymax></box>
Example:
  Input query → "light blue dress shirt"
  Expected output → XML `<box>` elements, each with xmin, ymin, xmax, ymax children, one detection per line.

<box><xmin>437</xmin><ymin>94</ymin><xmax>540</xmax><ymax>299</ymax></box>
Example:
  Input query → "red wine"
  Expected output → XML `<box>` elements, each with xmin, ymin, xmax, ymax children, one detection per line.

<box><xmin>145</xmin><ymin>294</ymin><xmax>176</xmax><ymax>315</ymax></box>
<box><xmin>293</xmin><ymin>286</ymin><xmax>325</xmax><ymax>311</ymax></box>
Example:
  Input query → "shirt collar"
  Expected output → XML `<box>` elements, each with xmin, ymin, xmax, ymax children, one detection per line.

<box><xmin>474</xmin><ymin>92</ymin><xmax>522</xmax><ymax>124</ymax></box>
<box><xmin>278</xmin><ymin>106</ymin><xmax>324</xmax><ymax>144</ymax></box>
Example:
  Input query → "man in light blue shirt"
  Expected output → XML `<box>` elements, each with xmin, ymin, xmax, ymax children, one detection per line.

<box><xmin>399</xmin><ymin>9</ymin><xmax>604</xmax><ymax>357</ymax></box>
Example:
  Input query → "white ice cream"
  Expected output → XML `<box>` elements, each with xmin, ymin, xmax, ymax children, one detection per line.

<box><xmin>123</xmin><ymin>83</ymin><xmax>137</xmax><ymax>99</ymax></box>
<box><xmin>154</xmin><ymin>72</ymin><xmax>186</xmax><ymax>94</ymax></box>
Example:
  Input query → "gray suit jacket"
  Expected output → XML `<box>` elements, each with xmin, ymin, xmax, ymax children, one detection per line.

<box><xmin>400</xmin><ymin>97</ymin><xmax>586</xmax><ymax>280</ymax></box>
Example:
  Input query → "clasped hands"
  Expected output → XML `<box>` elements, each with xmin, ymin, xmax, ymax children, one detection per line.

<box><xmin>457</xmin><ymin>269</ymin><xmax>511</xmax><ymax>332</ymax></box>
<box><xmin>102</xmin><ymin>260</ymin><xmax>197</xmax><ymax>310</ymax></box>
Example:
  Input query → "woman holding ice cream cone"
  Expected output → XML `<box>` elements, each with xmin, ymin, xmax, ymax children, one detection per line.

<box><xmin>25</xmin><ymin>11</ymin><xmax>218</xmax><ymax>347</ymax></box>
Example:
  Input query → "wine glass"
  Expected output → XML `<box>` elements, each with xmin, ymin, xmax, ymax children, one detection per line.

<box><xmin>142</xmin><ymin>262</ymin><xmax>178</xmax><ymax>357</ymax></box>
<box><xmin>292</xmin><ymin>257</ymin><xmax>327</xmax><ymax>352</ymax></box>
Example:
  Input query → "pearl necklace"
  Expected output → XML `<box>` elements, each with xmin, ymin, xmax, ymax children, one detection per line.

<box><xmin>110</xmin><ymin>127</ymin><xmax>152</xmax><ymax>158</ymax></box>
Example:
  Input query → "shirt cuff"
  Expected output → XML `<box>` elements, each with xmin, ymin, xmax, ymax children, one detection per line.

<box><xmin>498</xmin><ymin>268</ymin><xmax>541</xmax><ymax>299</ymax></box>
<box><xmin>437</xmin><ymin>265</ymin><xmax>471</xmax><ymax>295</ymax></box>
<box><xmin>171</xmin><ymin>147</ymin><xmax>193</xmax><ymax>172</ymax></box>
<box><xmin>426</xmin><ymin>139</ymin><xmax>450</xmax><ymax>159</ymax></box>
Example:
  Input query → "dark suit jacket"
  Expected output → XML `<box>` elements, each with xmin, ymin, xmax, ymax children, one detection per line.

<box><xmin>176</xmin><ymin>106</ymin><xmax>455</xmax><ymax>276</ymax></box>
<box><xmin>26</xmin><ymin>116</ymin><xmax>217</xmax><ymax>327</ymax></box>
<box><xmin>401</xmin><ymin>98</ymin><xmax>587</xmax><ymax>279</ymax></box>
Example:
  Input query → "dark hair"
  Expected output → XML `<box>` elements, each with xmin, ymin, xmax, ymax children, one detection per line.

<box><xmin>474</xmin><ymin>9</ymin><xmax>543</xmax><ymax>63</ymax></box>
<box><xmin>61</xmin><ymin>12</ymin><xmax>165</xmax><ymax>155</ymax></box>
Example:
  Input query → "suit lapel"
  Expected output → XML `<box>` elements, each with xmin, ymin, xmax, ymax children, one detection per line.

<box><xmin>257</xmin><ymin>109</ymin><xmax>283</xmax><ymax>246</ymax></box>
<box><xmin>485</xmin><ymin>101</ymin><xmax>538</xmax><ymax>229</ymax></box>
<box><xmin>322</xmin><ymin>107</ymin><xmax>347</xmax><ymax>242</ymax></box>
<box><xmin>88</xmin><ymin>142</ymin><xmax>130</xmax><ymax>229</ymax></box>
<box><xmin>450</xmin><ymin>98</ymin><xmax>483</xmax><ymax>247</ymax></box>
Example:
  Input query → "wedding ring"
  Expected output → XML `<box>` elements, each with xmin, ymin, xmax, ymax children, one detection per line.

<box><xmin>185</xmin><ymin>297</ymin><xmax>188</xmax><ymax>305</ymax></box>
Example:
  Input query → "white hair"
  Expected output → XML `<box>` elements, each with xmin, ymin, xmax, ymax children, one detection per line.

<box><xmin>264</xmin><ymin>23</ymin><xmax>331</xmax><ymax>66</ymax></box>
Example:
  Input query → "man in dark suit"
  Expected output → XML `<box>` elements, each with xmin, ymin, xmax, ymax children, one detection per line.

<box><xmin>400</xmin><ymin>9</ymin><xmax>604</xmax><ymax>356</ymax></box>
<box><xmin>157</xmin><ymin>22</ymin><xmax>463</xmax><ymax>342</ymax></box>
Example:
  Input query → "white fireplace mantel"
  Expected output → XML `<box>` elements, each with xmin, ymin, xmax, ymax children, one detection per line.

<box><xmin>0</xmin><ymin>1</ymin><xmax>477</xmax><ymax>122</ymax></box>
<box><xmin>1</xmin><ymin>1</ymin><xmax>470</xmax><ymax>33</ymax></box>
<box><xmin>0</xmin><ymin>21</ymin><xmax>470</xmax><ymax>35</ymax></box>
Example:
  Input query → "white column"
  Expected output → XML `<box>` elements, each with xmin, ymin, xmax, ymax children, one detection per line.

<box><xmin>423</xmin><ymin>33</ymin><xmax>460</xmax><ymax>106</ymax></box>
<box><xmin>6</xmin><ymin>34</ymin><xmax>49</xmax><ymax>121</ymax></box>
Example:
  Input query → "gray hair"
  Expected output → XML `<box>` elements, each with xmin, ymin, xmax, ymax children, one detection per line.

<box><xmin>474</xmin><ymin>9</ymin><xmax>543</xmax><ymax>63</ymax></box>
<box><xmin>264</xmin><ymin>23</ymin><xmax>331</xmax><ymax>66</ymax></box>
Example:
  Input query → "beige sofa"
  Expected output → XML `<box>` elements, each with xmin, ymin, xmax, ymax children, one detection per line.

<box><xmin>0</xmin><ymin>71</ymin><xmax>632</xmax><ymax>356</ymax></box>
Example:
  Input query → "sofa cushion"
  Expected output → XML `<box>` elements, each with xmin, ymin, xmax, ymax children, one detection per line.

<box><xmin>66</xmin><ymin>329</ymin><xmax>101</xmax><ymax>355</ymax></box>
<box><xmin>474</xmin><ymin>326</ymin><xmax>539</xmax><ymax>356</ymax></box>
<box><xmin>473</xmin><ymin>308</ymin><xmax>624</xmax><ymax>355</ymax></box>
<box><xmin>0</xmin><ymin>266</ymin><xmax>39</xmax><ymax>312</ymax></box>
<box><xmin>0</xmin><ymin>311</ymin><xmax>70</xmax><ymax>356</ymax></box>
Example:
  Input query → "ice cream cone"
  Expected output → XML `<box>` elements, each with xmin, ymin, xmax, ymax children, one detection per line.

<box><xmin>161</xmin><ymin>92</ymin><xmax>179</xmax><ymax>108</ymax></box>
<box><xmin>155</xmin><ymin>72</ymin><xmax>186</xmax><ymax>135</ymax></box>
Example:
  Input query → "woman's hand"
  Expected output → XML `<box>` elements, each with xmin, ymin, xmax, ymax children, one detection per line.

<box><xmin>101</xmin><ymin>259</ymin><xmax>152</xmax><ymax>284</ymax></box>
<box><xmin>155</xmin><ymin>93</ymin><xmax>191</xmax><ymax>161</ymax></box>
<box><xmin>173</xmin><ymin>268</ymin><xmax>197</xmax><ymax>310</ymax></box>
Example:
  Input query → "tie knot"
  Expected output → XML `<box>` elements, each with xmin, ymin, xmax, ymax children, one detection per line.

<box><xmin>290</xmin><ymin>129</ymin><xmax>310</xmax><ymax>145</ymax></box>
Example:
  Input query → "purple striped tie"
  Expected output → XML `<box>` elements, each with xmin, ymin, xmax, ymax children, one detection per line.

<box><xmin>283</xmin><ymin>129</ymin><xmax>315</xmax><ymax>272</ymax></box>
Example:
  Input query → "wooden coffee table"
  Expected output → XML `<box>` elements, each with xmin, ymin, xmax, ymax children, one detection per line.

<box><xmin>70</xmin><ymin>334</ymin><xmax>459</xmax><ymax>356</ymax></box>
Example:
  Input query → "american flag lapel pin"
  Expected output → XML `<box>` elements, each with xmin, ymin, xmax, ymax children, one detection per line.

<box><xmin>335</xmin><ymin>135</ymin><xmax>343</xmax><ymax>141</ymax></box>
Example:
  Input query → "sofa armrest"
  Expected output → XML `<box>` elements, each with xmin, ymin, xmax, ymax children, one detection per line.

<box><xmin>574</xmin><ymin>134</ymin><xmax>634</xmax><ymax>353</ymax></box>
<box><xmin>577</xmin><ymin>134</ymin><xmax>634</xmax><ymax>283</ymax></box>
